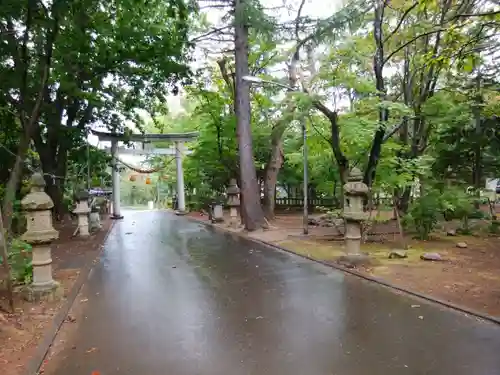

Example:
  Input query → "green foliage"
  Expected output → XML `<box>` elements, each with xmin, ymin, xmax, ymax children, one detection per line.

<box><xmin>0</xmin><ymin>0</ymin><xmax>195</xmax><ymax>221</ymax></box>
<box><xmin>1</xmin><ymin>0</ymin><xmax>498</xmax><ymax>229</ymax></box>
<box><xmin>0</xmin><ymin>239</ymin><xmax>33</xmax><ymax>284</ymax></box>
<box><xmin>488</xmin><ymin>220</ymin><xmax>500</xmax><ymax>235</ymax></box>
<box><xmin>404</xmin><ymin>190</ymin><xmax>442</xmax><ymax>240</ymax></box>
<box><xmin>404</xmin><ymin>185</ymin><xmax>482</xmax><ymax>239</ymax></box>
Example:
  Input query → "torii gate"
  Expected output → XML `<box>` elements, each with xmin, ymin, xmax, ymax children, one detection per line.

<box><xmin>91</xmin><ymin>130</ymin><xmax>198</xmax><ymax>219</ymax></box>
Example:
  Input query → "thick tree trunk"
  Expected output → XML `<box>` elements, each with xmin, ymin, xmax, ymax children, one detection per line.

<box><xmin>51</xmin><ymin>150</ymin><xmax>68</xmax><ymax>220</ymax></box>
<box><xmin>2</xmin><ymin>134</ymin><xmax>31</xmax><ymax>236</ymax></box>
<box><xmin>398</xmin><ymin>186</ymin><xmax>412</xmax><ymax>214</ymax></box>
<box><xmin>36</xmin><ymin>138</ymin><xmax>69</xmax><ymax>220</ymax></box>
<box><xmin>364</xmin><ymin>1</ymin><xmax>388</xmax><ymax>187</ymax></box>
<box><xmin>234</xmin><ymin>0</ymin><xmax>266</xmax><ymax>231</ymax></box>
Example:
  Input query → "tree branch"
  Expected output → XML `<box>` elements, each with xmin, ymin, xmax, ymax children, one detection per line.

<box><xmin>20</xmin><ymin>1</ymin><xmax>33</xmax><ymax>105</ymax></box>
<box><xmin>382</xmin><ymin>2</ymin><xmax>419</xmax><ymax>44</ymax></box>
<box><xmin>383</xmin><ymin>28</ymin><xmax>447</xmax><ymax>66</ymax></box>
<box><xmin>27</xmin><ymin>3</ymin><xmax>60</xmax><ymax>131</ymax></box>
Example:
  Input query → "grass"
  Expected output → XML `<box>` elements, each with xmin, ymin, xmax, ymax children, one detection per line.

<box><xmin>274</xmin><ymin>235</ymin><xmax>468</xmax><ymax>268</ymax></box>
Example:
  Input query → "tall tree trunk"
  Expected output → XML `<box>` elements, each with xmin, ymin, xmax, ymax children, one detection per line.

<box><xmin>35</xmin><ymin>134</ymin><xmax>70</xmax><ymax>220</ymax></box>
<box><xmin>472</xmin><ymin>72</ymin><xmax>482</xmax><ymax>191</ymax></box>
<box><xmin>364</xmin><ymin>1</ymin><xmax>387</xmax><ymax>187</ymax></box>
<box><xmin>262</xmin><ymin>136</ymin><xmax>284</xmax><ymax>220</ymax></box>
<box><xmin>2</xmin><ymin>134</ymin><xmax>31</xmax><ymax>236</ymax></box>
<box><xmin>2</xmin><ymin>1</ymin><xmax>59</xmax><ymax>235</ymax></box>
<box><xmin>234</xmin><ymin>0</ymin><xmax>266</xmax><ymax>231</ymax></box>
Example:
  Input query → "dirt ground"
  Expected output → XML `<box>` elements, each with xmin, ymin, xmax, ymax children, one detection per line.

<box><xmin>0</xmin><ymin>217</ymin><xmax>111</xmax><ymax>375</ymax></box>
<box><xmin>189</xmin><ymin>210</ymin><xmax>500</xmax><ymax>318</ymax></box>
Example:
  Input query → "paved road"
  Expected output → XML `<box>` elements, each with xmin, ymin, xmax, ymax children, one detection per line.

<box><xmin>46</xmin><ymin>210</ymin><xmax>500</xmax><ymax>375</ymax></box>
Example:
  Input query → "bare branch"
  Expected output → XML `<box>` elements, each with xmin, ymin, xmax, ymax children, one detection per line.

<box><xmin>190</xmin><ymin>25</ymin><xmax>233</xmax><ymax>43</ymax></box>
<box><xmin>383</xmin><ymin>2</ymin><xmax>419</xmax><ymax>44</ymax></box>
<box><xmin>383</xmin><ymin>28</ymin><xmax>447</xmax><ymax>66</ymax></box>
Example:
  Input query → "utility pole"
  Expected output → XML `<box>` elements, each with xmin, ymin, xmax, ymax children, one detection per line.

<box><xmin>302</xmin><ymin>118</ymin><xmax>309</xmax><ymax>235</ymax></box>
<box><xmin>86</xmin><ymin>127</ymin><xmax>91</xmax><ymax>190</ymax></box>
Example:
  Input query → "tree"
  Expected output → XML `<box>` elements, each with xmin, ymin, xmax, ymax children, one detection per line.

<box><xmin>0</xmin><ymin>0</ymin><xmax>195</xmax><ymax>225</ymax></box>
<box><xmin>0</xmin><ymin>0</ymin><xmax>63</xmax><ymax>232</ymax></box>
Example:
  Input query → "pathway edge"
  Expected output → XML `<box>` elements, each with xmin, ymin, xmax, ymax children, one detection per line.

<box><xmin>24</xmin><ymin>220</ymin><xmax>116</xmax><ymax>375</ymax></box>
<box><xmin>190</xmin><ymin>217</ymin><xmax>500</xmax><ymax>326</ymax></box>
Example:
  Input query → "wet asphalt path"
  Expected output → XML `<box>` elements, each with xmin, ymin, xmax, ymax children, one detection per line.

<box><xmin>46</xmin><ymin>210</ymin><xmax>500</xmax><ymax>375</ymax></box>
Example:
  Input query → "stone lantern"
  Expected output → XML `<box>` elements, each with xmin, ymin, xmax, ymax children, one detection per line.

<box><xmin>226</xmin><ymin>179</ymin><xmax>240</xmax><ymax>228</ymax></box>
<box><xmin>341</xmin><ymin>167</ymin><xmax>370</xmax><ymax>265</ymax></box>
<box><xmin>73</xmin><ymin>190</ymin><xmax>90</xmax><ymax>237</ymax></box>
<box><xmin>21</xmin><ymin>173</ymin><xmax>60</xmax><ymax>301</ymax></box>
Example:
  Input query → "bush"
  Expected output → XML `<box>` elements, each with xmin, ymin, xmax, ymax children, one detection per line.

<box><xmin>403</xmin><ymin>191</ymin><xmax>442</xmax><ymax>240</ymax></box>
<box><xmin>468</xmin><ymin>208</ymin><xmax>487</xmax><ymax>220</ymax></box>
<box><xmin>404</xmin><ymin>187</ymin><xmax>476</xmax><ymax>239</ymax></box>
<box><xmin>488</xmin><ymin>220</ymin><xmax>500</xmax><ymax>235</ymax></box>
<box><xmin>0</xmin><ymin>238</ymin><xmax>33</xmax><ymax>284</ymax></box>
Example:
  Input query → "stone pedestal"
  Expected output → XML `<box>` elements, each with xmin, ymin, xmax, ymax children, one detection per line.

<box><xmin>226</xmin><ymin>179</ymin><xmax>241</xmax><ymax>229</ymax></box>
<box><xmin>338</xmin><ymin>168</ymin><xmax>371</xmax><ymax>267</ymax></box>
<box><xmin>73</xmin><ymin>190</ymin><xmax>90</xmax><ymax>237</ymax></box>
<box><xmin>21</xmin><ymin>173</ymin><xmax>61</xmax><ymax>301</ymax></box>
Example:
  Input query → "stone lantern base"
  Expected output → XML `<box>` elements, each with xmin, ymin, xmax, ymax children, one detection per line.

<box><xmin>22</xmin><ymin>281</ymin><xmax>62</xmax><ymax>302</ymax></box>
<box><xmin>228</xmin><ymin>207</ymin><xmax>240</xmax><ymax>228</ymax></box>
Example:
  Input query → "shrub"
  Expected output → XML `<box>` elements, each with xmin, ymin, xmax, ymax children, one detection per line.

<box><xmin>0</xmin><ymin>238</ymin><xmax>33</xmax><ymax>284</ymax></box>
<box><xmin>488</xmin><ymin>220</ymin><xmax>500</xmax><ymax>235</ymax></box>
<box><xmin>403</xmin><ymin>190</ymin><xmax>442</xmax><ymax>240</ymax></box>
<box><xmin>405</xmin><ymin>187</ymin><xmax>478</xmax><ymax>239</ymax></box>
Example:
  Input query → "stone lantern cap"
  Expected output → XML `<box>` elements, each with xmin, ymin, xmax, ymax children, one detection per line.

<box><xmin>21</xmin><ymin>173</ymin><xmax>54</xmax><ymax>211</ymax></box>
<box><xmin>226</xmin><ymin>178</ymin><xmax>240</xmax><ymax>196</ymax></box>
<box><xmin>74</xmin><ymin>189</ymin><xmax>90</xmax><ymax>202</ymax></box>
<box><xmin>343</xmin><ymin>167</ymin><xmax>369</xmax><ymax>196</ymax></box>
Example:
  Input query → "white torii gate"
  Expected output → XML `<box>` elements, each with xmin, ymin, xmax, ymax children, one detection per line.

<box><xmin>91</xmin><ymin>130</ymin><xmax>198</xmax><ymax>219</ymax></box>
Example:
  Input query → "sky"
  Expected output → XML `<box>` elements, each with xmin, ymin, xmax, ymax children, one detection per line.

<box><xmin>89</xmin><ymin>0</ymin><xmax>342</xmax><ymax>166</ymax></box>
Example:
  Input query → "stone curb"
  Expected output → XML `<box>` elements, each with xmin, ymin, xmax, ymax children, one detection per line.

<box><xmin>24</xmin><ymin>220</ymin><xmax>116</xmax><ymax>375</ymax></box>
<box><xmin>189</xmin><ymin>217</ymin><xmax>500</xmax><ymax>326</ymax></box>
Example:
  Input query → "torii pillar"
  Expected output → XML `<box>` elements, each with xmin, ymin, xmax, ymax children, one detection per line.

<box><xmin>111</xmin><ymin>139</ymin><xmax>123</xmax><ymax>219</ymax></box>
<box><xmin>175</xmin><ymin>141</ymin><xmax>186</xmax><ymax>214</ymax></box>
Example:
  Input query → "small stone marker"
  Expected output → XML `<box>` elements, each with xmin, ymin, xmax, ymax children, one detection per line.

<box><xmin>73</xmin><ymin>190</ymin><xmax>90</xmax><ymax>237</ymax></box>
<box><xmin>446</xmin><ymin>229</ymin><xmax>456</xmax><ymax>236</ymax></box>
<box><xmin>456</xmin><ymin>242</ymin><xmax>468</xmax><ymax>248</ymax></box>
<box><xmin>420</xmin><ymin>252</ymin><xmax>443</xmax><ymax>261</ymax></box>
<box><xmin>212</xmin><ymin>203</ymin><xmax>224</xmax><ymax>223</ymax></box>
<box><xmin>389</xmin><ymin>250</ymin><xmax>407</xmax><ymax>259</ymax></box>
<box><xmin>89</xmin><ymin>197</ymin><xmax>102</xmax><ymax>232</ymax></box>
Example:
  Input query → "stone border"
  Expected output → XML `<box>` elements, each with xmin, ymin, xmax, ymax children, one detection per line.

<box><xmin>24</xmin><ymin>220</ymin><xmax>116</xmax><ymax>375</ymax></box>
<box><xmin>190</xmin><ymin>217</ymin><xmax>500</xmax><ymax>326</ymax></box>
